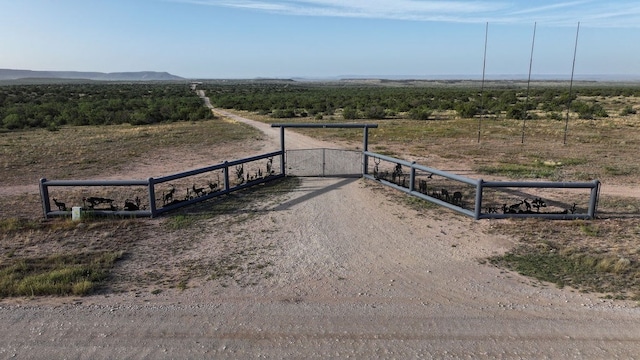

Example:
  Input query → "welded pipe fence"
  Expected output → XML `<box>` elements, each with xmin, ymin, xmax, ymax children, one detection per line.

<box><xmin>40</xmin><ymin>150</ymin><xmax>284</xmax><ymax>218</ymax></box>
<box><xmin>363</xmin><ymin>151</ymin><xmax>600</xmax><ymax>220</ymax></box>
<box><xmin>41</xmin><ymin>125</ymin><xmax>600</xmax><ymax>221</ymax></box>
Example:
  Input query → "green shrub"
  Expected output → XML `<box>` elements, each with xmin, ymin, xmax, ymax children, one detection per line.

<box><xmin>269</xmin><ymin>109</ymin><xmax>296</xmax><ymax>118</ymax></box>
<box><xmin>408</xmin><ymin>108</ymin><xmax>432</xmax><ymax>120</ymax></box>
<box><xmin>455</xmin><ymin>102</ymin><xmax>478</xmax><ymax>118</ymax></box>
<box><xmin>620</xmin><ymin>106</ymin><xmax>637</xmax><ymax>116</ymax></box>
<box><xmin>342</xmin><ymin>107</ymin><xmax>359</xmax><ymax>120</ymax></box>
<box><xmin>363</xmin><ymin>106</ymin><xmax>386</xmax><ymax>119</ymax></box>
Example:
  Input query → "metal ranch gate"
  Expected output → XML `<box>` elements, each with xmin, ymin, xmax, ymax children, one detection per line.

<box><xmin>40</xmin><ymin>122</ymin><xmax>600</xmax><ymax>220</ymax></box>
<box><xmin>270</xmin><ymin>123</ymin><xmax>378</xmax><ymax>176</ymax></box>
<box><xmin>285</xmin><ymin>148</ymin><xmax>362</xmax><ymax>177</ymax></box>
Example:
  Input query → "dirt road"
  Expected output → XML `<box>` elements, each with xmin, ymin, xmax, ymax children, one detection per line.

<box><xmin>1</xmin><ymin>97</ymin><xmax>639</xmax><ymax>359</ymax></box>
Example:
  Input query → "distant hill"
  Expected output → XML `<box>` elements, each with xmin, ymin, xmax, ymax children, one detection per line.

<box><xmin>0</xmin><ymin>69</ymin><xmax>184</xmax><ymax>81</ymax></box>
<box><xmin>336</xmin><ymin>74</ymin><xmax>640</xmax><ymax>82</ymax></box>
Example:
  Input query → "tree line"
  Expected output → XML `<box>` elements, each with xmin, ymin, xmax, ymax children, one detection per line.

<box><xmin>202</xmin><ymin>81</ymin><xmax>640</xmax><ymax>121</ymax></box>
<box><xmin>2</xmin><ymin>81</ymin><xmax>637</xmax><ymax>131</ymax></box>
<box><xmin>0</xmin><ymin>83</ymin><xmax>214</xmax><ymax>130</ymax></box>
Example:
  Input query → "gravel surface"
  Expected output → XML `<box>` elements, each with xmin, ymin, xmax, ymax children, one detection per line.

<box><xmin>1</xmin><ymin>102</ymin><xmax>639</xmax><ymax>359</ymax></box>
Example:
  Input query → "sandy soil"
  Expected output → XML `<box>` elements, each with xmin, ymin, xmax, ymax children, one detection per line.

<box><xmin>1</xmin><ymin>97</ymin><xmax>640</xmax><ymax>359</ymax></box>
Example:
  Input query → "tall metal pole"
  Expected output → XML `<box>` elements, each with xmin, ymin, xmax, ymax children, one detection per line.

<box><xmin>477</xmin><ymin>22</ymin><xmax>489</xmax><ymax>143</ymax></box>
<box><xmin>521</xmin><ymin>22</ymin><xmax>537</xmax><ymax>144</ymax></box>
<box><xmin>564</xmin><ymin>22</ymin><xmax>580</xmax><ymax>145</ymax></box>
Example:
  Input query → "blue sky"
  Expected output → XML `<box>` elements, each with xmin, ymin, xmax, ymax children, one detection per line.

<box><xmin>1</xmin><ymin>0</ymin><xmax>639</xmax><ymax>79</ymax></box>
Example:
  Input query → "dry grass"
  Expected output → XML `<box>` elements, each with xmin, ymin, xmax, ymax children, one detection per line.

<box><xmin>0</xmin><ymin>217</ymin><xmax>141</xmax><ymax>297</ymax></box>
<box><xmin>487</xmin><ymin>218</ymin><xmax>640</xmax><ymax>299</ymax></box>
<box><xmin>0</xmin><ymin>119</ymin><xmax>263</xmax><ymax>186</ymax></box>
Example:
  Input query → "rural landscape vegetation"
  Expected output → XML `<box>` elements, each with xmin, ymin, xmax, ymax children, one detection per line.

<box><xmin>1</xmin><ymin>79</ymin><xmax>640</xmax><ymax>301</ymax></box>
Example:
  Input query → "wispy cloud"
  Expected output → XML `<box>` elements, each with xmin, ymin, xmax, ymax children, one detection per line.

<box><xmin>171</xmin><ymin>0</ymin><xmax>640</xmax><ymax>27</ymax></box>
<box><xmin>507</xmin><ymin>1</ymin><xmax>589</xmax><ymax>16</ymax></box>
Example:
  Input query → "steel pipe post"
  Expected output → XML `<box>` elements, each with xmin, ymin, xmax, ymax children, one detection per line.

<box><xmin>475</xmin><ymin>179</ymin><xmax>484</xmax><ymax>220</ymax></box>
<box><xmin>39</xmin><ymin>178</ymin><xmax>50</xmax><ymax>218</ymax></box>
<box><xmin>223</xmin><ymin>161</ymin><xmax>230</xmax><ymax>191</ymax></box>
<box><xmin>363</xmin><ymin>126</ymin><xmax>370</xmax><ymax>175</ymax></box>
<box><xmin>148</xmin><ymin>178</ymin><xmax>157</xmax><ymax>217</ymax></box>
<box><xmin>409</xmin><ymin>162</ymin><xmax>416</xmax><ymax>193</ymax></box>
<box><xmin>279</xmin><ymin>126</ymin><xmax>286</xmax><ymax>176</ymax></box>
<box><xmin>588</xmin><ymin>180</ymin><xmax>600</xmax><ymax>218</ymax></box>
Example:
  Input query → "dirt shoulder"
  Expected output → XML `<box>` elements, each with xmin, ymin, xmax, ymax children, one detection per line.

<box><xmin>1</xmin><ymin>104</ymin><xmax>640</xmax><ymax>358</ymax></box>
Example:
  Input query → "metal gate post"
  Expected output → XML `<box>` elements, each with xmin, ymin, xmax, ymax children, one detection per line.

<box><xmin>39</xmin><ymin>178</ymin><xmax>50</xmax><ymax>218</ymax></box>
<box><xmin>588</xmin><ymin>179</ymin><xmax>600</xmax><ymax>218</ymax></box>
<box><xmin>363</xmin><ymin>126</ymin><xmax>370</xmax><ymax>176</ymax></box>
<box><xmin>279</xmin><ymin>126</ymin><xmax>286</xmax><ymax>176</ymax></box>
<box><xmin>223</xmin><ymin>161</ymin><xmax>230</xmax><ymax>191</ymax></box>
<box><xmin>409</xmin><ymin>162</ymin><xmax>416</xmax><ymax>192</ymax></box>
<box><xmin>148</xmin><ymin>177</ymin><xmax>157</xmax><ymax>217</ymax></box>
<box><xmin>475</xmin><ymin>179</ymin><xmax>484</xmax><ymax>220</ymax></box>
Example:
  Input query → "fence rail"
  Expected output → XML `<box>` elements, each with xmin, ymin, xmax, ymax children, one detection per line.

<box><xmin>40</xmin><ymin>150</ymin><xmax>284</xmax><ymax>218</ymax></box>
<box><xmin>363</xmin><ymin>151</ymin><xmax>600</xmax><ymax>220</ymax></box>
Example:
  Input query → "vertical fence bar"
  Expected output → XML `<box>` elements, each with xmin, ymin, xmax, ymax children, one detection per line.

<box><xmin>362</xmin><ymin>126</ymin><xmax>370</xmax><ymax>176</ymax></box>
<box><xmin>322</xmin><ymin>148</ymin><xmax>326</xmax><ymax>177</ymax></box>
<box><xmin>475</xmin><ymin>179</ymin><xmax>484</xmax><ymax>220</ymax></box>
<box><xmin>363</xmin><ymin>152</ymin><xmax>369</xmax><ymax>176</ymax></box>
<box><xmin>588</xmin><ymin>179</ymin><xmax>600</xmax><ymax>219</ymax></box>
<box><xmin>148</xmin><ymin>177</ymin><xmax>157</xmax><ymax>217</ymax></box>
<box><xmin>279</xmin><ymin>126</ymin><xmax>286</xmax><ymax>176</ymax></box>
<box><xmin>223</xmin><ymin>161</ymin><xmax>230</xmax><ymax>191</ymax></box>
<box><xmin>409</xmin><ymin>162</ymin><xmax>416</xmax><ymax>192</ymax></box>
<box><xmin>39</xmin><ymin>178</ymin><xmax>50</xmax><ymax>218</ymax></box>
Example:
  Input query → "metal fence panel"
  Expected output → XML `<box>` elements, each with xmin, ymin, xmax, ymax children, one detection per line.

<box><xmin>364</xmin><ymin>151</ymin><xmax>599</xmax><ymax>220</ymax></box>
<box><xmin>40</xmin><ymin>151</ymin><xmax>284</xmax><ymax>218</ymax></box>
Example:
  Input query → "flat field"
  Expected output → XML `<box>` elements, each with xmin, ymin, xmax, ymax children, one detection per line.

<box><xmin>2</xmin><ymin>85</ymin><xmax>640</xmax><ymax>298</ymax></box>
<box><xmin>1</xmin><ymin>83</ymin><xmax>640</xmax><ymax>357</ymax></box>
